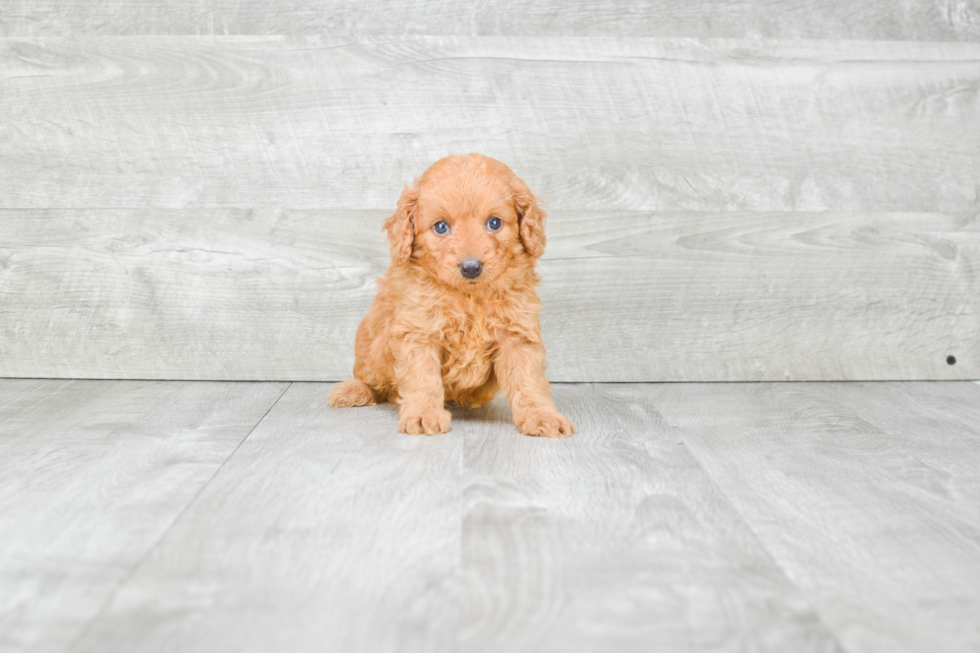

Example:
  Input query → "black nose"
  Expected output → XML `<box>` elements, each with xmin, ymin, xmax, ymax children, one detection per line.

<box><xmin>459</xmin><ymin>258</ymin><xmax>483</xmax><ymax>279</ymax></box>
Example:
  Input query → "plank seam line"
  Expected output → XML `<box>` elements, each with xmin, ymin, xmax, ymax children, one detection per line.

<box><xmin>64</xmin><ymin>381</ymin><xmax>293</xmax><ymax>649</ymax></box>
<box><xmin>667</xmin><ymin>425</ymin><xmax>851</xmax><ymax>652</ymax></box>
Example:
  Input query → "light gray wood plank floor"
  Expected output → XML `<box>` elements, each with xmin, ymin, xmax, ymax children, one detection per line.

<box><xmin>651</xmin><ymin>382</ymin><xmax>980</xmax><ymax>652</ymax></box>
<box><xmin>2</xmin><ymin>380</ymin><xmax>979</xmax><ymax>652</ymax></box>
<box><xmin>4</xmin><ymin>0</ymin><xmax>977</xmax><ymax>40</ymax></box>
<box><xmin>0</xmin><ymin>379</ymin><xmax>289</xmax><ymax>653</ymax></box>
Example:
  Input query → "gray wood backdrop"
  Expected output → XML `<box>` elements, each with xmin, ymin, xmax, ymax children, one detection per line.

<box><xmin>1</xmin><ymin>3</ymin><xmax>978</xmax><ymax>381</ymax></box>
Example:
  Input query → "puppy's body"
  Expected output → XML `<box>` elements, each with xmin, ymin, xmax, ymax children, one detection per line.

<box><xmin>329</xmin><ymin>154</ymin><xmax>574</xmax><ymax>437</ymax></box>
<box><xmin>354</xmin><ymin>264</ymin><xmax>537</xmax><ymax>406</ymax></box>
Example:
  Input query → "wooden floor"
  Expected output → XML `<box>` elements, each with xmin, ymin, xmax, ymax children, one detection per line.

<box><xmin>2</xmin><ymin>380</ymin><xmax>979</xmax><ymax>652</ymax></box>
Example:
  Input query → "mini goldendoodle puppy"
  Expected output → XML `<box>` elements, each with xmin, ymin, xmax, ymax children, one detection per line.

<box><xmin>328</xmin><ymin>154</ymin><xmax>575</xmax><ymax>437</ymax></box>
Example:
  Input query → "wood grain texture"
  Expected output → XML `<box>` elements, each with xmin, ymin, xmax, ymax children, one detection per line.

<box><xmin>2</xmin><ymin>0</ymin><xmax>978</xmax><ymax>40</ymax></box>
<box><xmin>68</xmin><ymin>382</ymin><xmax>844</xmax><ymax>653</ymax></box>
<box><xmin>457</xmin><ymin>384</ymin><xmax>841</xmax><ymax>652</ymax></box>
<box><xmin>1</xmin><ymin>37</ymin><xmax>978</xmax><ymax>212</ymax></box>
<box><xmin>652</xmin><ymin>381</ymin><xmax>980</xmax><ymax>653</ymax></box>
<box><xmin>71</xmin><ymin>382</ymin><xmax>463</xmax><ymax>653</ymax></box>
<box><xmin>4</xmin><ymin>380</ymin><xmax>979</xmax><ymax>652</ymax></box>
<box><xmin>1</xmin><ymin>209</ymin><xmax>976</xmax><ymax>381</ymax></box>
<box><xmin>0</xmin><ymin>379</ymin><xmax>287</xmax><ymax>653</ymax></box>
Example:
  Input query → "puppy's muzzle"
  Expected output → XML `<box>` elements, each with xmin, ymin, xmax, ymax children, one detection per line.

<box><xmin>459</xmin><ymin>258</ymin><xmax>483</xmax><ymax>279</ymax></box>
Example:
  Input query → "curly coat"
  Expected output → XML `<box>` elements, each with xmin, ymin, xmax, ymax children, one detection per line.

<box><xmin>328</xmin><ymin>154</ymin><xmax>574</xmax><ymax>437</ymax></box>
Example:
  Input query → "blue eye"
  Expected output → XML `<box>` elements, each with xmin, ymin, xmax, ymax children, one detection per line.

<box><xmin>486</xmin><ymin>216</ymin><xmax>502</xmax><ymax>231</ymax></box>
<box><xmin>433</xmin><ymin>221</ymin><xmax>450</xmax><ymax>235</ymax></box>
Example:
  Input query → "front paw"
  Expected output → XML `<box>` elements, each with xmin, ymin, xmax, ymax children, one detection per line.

<box><xmin>398</xmin><ymin>406</ymin><xmax>452</xmax><ymax>435</ymax></box>
<box><xmin>516</xmin><ymin>409</ymin><xmax>576</xmax><ymax>438</ymax></box>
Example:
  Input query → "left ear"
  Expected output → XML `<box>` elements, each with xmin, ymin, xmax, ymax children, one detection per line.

<box><xmin>381</xmin><ymin>181</ymin><xmax>419</xmax><ymax>266</ymax></box>
<box><xmin>513</xmin><ymin>178</ymin><xmax>546</xmax><ymax>259</ymax></box>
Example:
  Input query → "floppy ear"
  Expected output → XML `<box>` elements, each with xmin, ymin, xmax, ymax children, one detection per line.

<box><xmin>513</xmin><ymin>179</ymin><xmax>546</xmax><ymax>259</ymax></box>
<box><xmin>381</xmin><ymin>182</ymin><xmax>419</xmax><ymax>266</ymax></box>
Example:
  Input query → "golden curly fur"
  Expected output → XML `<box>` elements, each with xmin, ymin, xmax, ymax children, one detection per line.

<box><xmin>328</xmin><ymin>154</ymin><xmax>575</xmax><ymax>437</ymax></box>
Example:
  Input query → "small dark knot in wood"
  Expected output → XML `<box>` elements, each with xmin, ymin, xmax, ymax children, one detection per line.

<box><xmin>947</xmin><ymin>355</ymin><xmax>956</xmax><ymax>365</ymax></box>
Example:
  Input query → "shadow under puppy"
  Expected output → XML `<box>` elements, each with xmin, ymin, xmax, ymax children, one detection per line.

<box><xmin>328</xmin><ymin>154</ymin><xmax>575</xmax><ymax>437</ymax></box>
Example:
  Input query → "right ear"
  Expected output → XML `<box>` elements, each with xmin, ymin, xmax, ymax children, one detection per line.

<box><xmin>381</xmin><ymin>182</ymin><xmax>419</xmax><ymax>266</ymax></box>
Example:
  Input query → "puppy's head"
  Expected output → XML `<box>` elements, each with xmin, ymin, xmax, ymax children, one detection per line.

<box><xmin>382</xmin><ymin>154</ymin><xmax>546</xmax><ymax>290</ymax></box>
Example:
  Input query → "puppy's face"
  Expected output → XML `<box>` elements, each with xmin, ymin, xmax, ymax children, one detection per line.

<box><xmin>383</xmin><ymin>155</ymin><xmax>546</xmax><ymax>291</ymax></box>
<box><xmin>413</xmin><ymin>166</ymin><xmax>524</xmax><ymax>290</ymax></box>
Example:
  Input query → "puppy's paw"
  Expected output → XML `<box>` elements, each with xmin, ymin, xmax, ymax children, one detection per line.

<box><xmin>328</xmin><ymin>378</ymin><xmax>377</xmax><ymax>407</ymax></box>
<box><xmin>398</xmin><ymin>407</ymin><xmax>452</xmax><ymax>435</ymax></box>
<box><xmin>516</xmin><ymin>409</ymin><xmax>576</xmax><ymax>438</ymax></box>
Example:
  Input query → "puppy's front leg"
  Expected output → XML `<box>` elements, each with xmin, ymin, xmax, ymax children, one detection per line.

<box><xmin>496</xmin><ymin>337</ymin><xmax>575</xmax><ymax>438</ymax></box>
<box><xmin>394</xmin><ymin>338</ymin><xmax>451</xmax><ymax>435</ymax></box>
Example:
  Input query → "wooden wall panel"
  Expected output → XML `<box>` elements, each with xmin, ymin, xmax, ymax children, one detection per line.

<box><xmin>1</xmin><ymin>34</ymin><xmax>976</xmax><ymax>381</ymax></box>
<box><xmin>2</xmin><ymin>1</ymin><xmax>978</xmax><ymax>40</ymax></box>
<box><xmin>1</xmin><ymin>209</ymin><xmax>975</xmax><ymax>381</ymax></box>
<box><xmin>1</xmin><ymin>37</ymin><xmax>977</xmax><ymax>212</ymax></box>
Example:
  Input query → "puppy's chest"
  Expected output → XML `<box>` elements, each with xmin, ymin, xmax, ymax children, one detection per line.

<box><xmin>438</xmin><ymin>306</ymin><xmax>500</xmax><ymax>383</ymax></box>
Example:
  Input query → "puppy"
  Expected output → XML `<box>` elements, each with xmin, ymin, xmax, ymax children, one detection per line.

<box><xmin>328</xmin><ymin>154</ymin><xmax>574</xmax><ymax>438</ymax></box>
